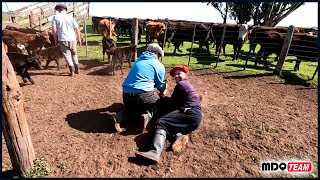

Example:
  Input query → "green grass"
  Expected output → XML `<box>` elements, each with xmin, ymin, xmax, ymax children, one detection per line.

<box><xmin>24</xmin><ymin>158</ymin><xmax>51</xmax><ymax>178</ymax></box>
<box><xmin>78</xmin><ymin>19</ymin><xmax>318</xmax><ymax>87</ymax></box>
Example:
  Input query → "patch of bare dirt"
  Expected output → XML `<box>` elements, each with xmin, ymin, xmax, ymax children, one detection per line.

<box><xmin>2</xmin><ymin>60</ymin><xmax>318</xmax><ymax>178</ymax></box>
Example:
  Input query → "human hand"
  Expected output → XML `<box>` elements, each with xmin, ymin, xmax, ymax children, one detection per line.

<box><xmin>159</xmin><ymin>89</ymin><xmax>168</xmax><ymax>97</ymax></box>
<box><xmin>77</xmin><ymin>39</ymin><xmax>82</xmax><ymax>46</ymax></box>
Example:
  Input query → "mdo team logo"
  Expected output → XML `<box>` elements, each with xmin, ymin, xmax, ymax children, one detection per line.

<box><xmin>260</xmin><ymin>160</ymin><xmax>313</xmax><ymax>174</ymax></box>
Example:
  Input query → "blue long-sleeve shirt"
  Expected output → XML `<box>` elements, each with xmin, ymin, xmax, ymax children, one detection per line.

<box><xmin>122</xmin><ymin>51</ymin><xmax>166</xmax><ymax>93</ymax></box>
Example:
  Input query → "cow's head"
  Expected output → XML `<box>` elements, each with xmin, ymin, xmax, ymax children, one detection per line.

<box><xmin>238</xmin><ymin>24</ymin><xmax>249</xmax><ymax>41</ymax></box>
<box><xmin>27</xmin><ymin>55</ymin><xmax>43</xmax><ymax>70</ymax></box>
<box><xmin>36</xmin><ymin>31</ymin><xmax>51</xmax><ymax>44</ymax></box>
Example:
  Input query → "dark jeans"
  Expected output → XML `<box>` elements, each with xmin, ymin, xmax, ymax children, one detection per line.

<box><xmin>123</xmin><ymin>91</ymin><xmax>160</xmax><ymax>119</ymax></box>
<box><xmin>155</xmin><ymin>107</ymin><xmax>202</xmax><ymax>136</ymax></box>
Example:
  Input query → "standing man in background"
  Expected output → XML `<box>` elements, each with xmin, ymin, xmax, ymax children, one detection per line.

<box><xmin>52</xmin><ymin>4</ymin><xmax>82</xmax><ymax>76</ymax></box>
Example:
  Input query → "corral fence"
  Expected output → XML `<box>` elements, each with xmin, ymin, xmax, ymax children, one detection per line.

<box><xmin>90</xmin><ymin>16</ymin><xmax>318</xmax><ymax>79</ymax></box>
<box><xmin>89</xmin><ymin>15</ymin><xmax>318</xmax><ymax>80</ymax></box>
<box><xmin>2</xmin><ymin>2</ymin><xmax>90</xmax><ymax>31</ymax></box>
<box><xmin>2</xmin><ymin>2</ymin><xmax>91</xmax><ymax>56</ymax></box>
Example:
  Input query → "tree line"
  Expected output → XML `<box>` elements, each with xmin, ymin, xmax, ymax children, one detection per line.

<box><xmin>206</xmin><ymin>2</ymin><xmax>304</xmax><ymax>26</ymax></box>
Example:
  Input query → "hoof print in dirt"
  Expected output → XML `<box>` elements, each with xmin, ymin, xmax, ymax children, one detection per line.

<box><xmin>229</xmin><ymin>128</ymin><xmax>243</xmax><ymax>140</ymax></box>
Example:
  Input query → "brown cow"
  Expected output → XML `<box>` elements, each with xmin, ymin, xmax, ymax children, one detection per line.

<box><xmin>39</xmin><ymin>46</ymin><xmax>64</xmax><ymax>71</ymax></box>
<box><xmin>5</xmin><ymin>26</ymin><xmax>55</xmax><ymax>48</ymax></box>
<box><xmin>110</xmin><ymin>44</ymin><xmax>137</xmax><ymax>75</ymax></box>
<box><xmin>146</xmin><ymin>21</ymin><xmax>166</xmax><ymax>45</ymax></box>
<box><xmin>102</xmin><ymin>37</ymin><xmax>116</xmax><ymax>63</ymax></box>
<box><xmin>98</xmin><ymin>19</ymin><xmax>118</xmax><ymax>38</ymax></box>
<box><xmin>2</xmin><ymin>29</ymin><xmax>51</xmax><ymax>57</ymax></box>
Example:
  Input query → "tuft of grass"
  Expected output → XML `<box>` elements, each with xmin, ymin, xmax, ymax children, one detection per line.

<box><xmin>24</xmin><ymin>158</ymin><xmax>51</xmax><ymax>178</ymax></box>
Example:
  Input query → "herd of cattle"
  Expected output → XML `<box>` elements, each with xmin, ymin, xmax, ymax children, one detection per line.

<box><xmin>1</xmin><ymin>16</ymin><xmax>318</xmax><ymax>84</ymax></box>
<box><xmin>94</xmin><ymin>16</ymin><xmax>318</xmax><ymax>71</ymax></box>
<box><xmin>2</xmin><ymin>25</ymin><xmax>58</xmax><ymax>84</ymax></box>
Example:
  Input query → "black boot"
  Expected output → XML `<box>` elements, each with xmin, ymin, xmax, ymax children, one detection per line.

<box><xmin>111</xmin><ymin>109</ymin><xmax>128</xmax><ymax>132</ymax></box>
<box><xmin>68</xmin><ymin>66</ymin><xmax>75</xmax><ymax>76</ymax></box>
<box><xmin>74</xmin><ymin>63</ymin><xmax>80</xmax><ymax>74</ymax></box>
<box><xmin>136</xmin><ymin>128</ymin><xmax>167</xmax><ymax>163</ymax></box>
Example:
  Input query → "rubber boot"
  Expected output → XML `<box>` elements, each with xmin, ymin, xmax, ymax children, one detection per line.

<box><xmin>112</xmin><ymin>109</ymin><xmax>128</xmax><ymax>132</ymax></box>
<box><xmin>135</xmin><ymin>129</ymin><xmax>167</xmax><ymax>163</ymax></box>
<box><xmin>68</xmin><ymin>66</ymin><xmax>75</xmax><ymax>76</ymax></box>
<box><xmin>172</xmin><ymin>133</ymin><xmax>189</xmax><ymax>153</ymax></box>
<box><xmin>74</xmin><ymin>63</ymin><xmax>80</xmax><ymax>74</ymax></box>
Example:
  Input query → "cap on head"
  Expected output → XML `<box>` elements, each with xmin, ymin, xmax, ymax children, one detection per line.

<box><xmin>169</xmin><ymin>65</ymin><xmax>189</xmax><ymax>77</ymax></box>
<box><xmin>55</xmin><ymin>4</ymin><xmax>68</xmax><ymax>11</ymax></box>
<box><xmin>147</xmin><ymin>43</ymin><xmax>164</xmax><ymax>57</ymax></box>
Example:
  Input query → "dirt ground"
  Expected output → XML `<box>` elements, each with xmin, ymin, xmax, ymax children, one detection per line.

<box><xmin>2</xmin><ymin>59</ymin><xmax>318</xmax><ymax>178</ymax></box>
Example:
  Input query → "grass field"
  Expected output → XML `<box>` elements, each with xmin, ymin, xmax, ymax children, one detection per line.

<box><xmin>77</xmin><ymin>19</ymin><xmax>318</xmax><ymax>87</ymax></box>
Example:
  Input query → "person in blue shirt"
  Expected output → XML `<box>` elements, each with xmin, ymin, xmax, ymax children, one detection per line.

<box><xmin>135</xmin><ymin>65</ymin><xmax>202</xmax><ymax>163</ymax></box>
<box><xmin>112</xmin><ymin>43</ymin><xmax>167</xmax><ymax>133</ymax></box>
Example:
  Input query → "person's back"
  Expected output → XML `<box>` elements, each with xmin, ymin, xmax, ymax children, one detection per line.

<box><xmin>113</xmin><ymin>43</ymin><xmax>167</xmax><ymax>133</ymax></box>
<box><xmin>52</xmin><ymin>12</ymin><xmax>78</xmax><ymax>42</ymax></box>
<box><xmin>51</xmin><ymin>4</ymin><xmax>81</xmax><ymax>76</ymax></box>
<box><xmin>122</xmin><ymin>51</ymin><xmax>166</xmax><ymax>93</ymax></box>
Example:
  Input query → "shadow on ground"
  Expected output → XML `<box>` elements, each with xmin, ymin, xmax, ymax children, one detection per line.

<box><xmin>65</xmin><ymin>103</ymin><xmax>124</xmax><ymax>133</ymax></box>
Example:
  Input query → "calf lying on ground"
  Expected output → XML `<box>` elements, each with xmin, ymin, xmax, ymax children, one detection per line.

<box><xmin>102</xmin><ymin>37</ymin><xmax>116</xmax><ymax>63</ymax></box>
<box><xmin>6</xmin><ymin>52</ymin><xmax>43</xmax><ymax>84</ymax></box>
<box><xmin>39</xmin><ymin>46</ymin><xmax>64</xmax><ymax>71</ymax></box>
<box><xmin>109</xmin><ymin>44</ymin><xmax>137</xmax><ymax>75</ymax></box>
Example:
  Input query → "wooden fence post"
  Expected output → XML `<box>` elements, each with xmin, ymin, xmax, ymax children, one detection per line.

<box><xmin>244</xmin><ymin>27</ymin><xmax>256</xmax><ymax>70</ymax></box>
<box><xmin>2</xmin><ymin>43</ymin><xmax>35</xmax><ymax>176</ymax></box>
<box><xmin>73</xmin><ymin>2</ymin><xmax>76</xmax><ymax>17</ymax></box>
<box><xmin>161</xmin><ymin>22</ymin><xmax>168</xmax><ymax>62</ymax></box>
<box><xmin>84</xmin><ymin>15</ymin><xmax>88</xmax><ymax>58</ymax></box>
<box><xmin>109</xmin><ymin>18</ymin><xmax>112</xmax><ymax>38</ymax></box>
<box><xmin>132</xmin><ymin>18</ymin><xmax>139</xmax><ymax>60</ymax></box>
<box><xmin>274</xmin><ymin>25</ymin><xmax>294</xmax><ymax>75</ymax></box>
<box><xmin>188</xmin><ymin>24</ymin><xmax>196</xmax><ymax>66</ymax></box>
<box><xmin>216</xmin><ymin>24</ymin><xmax>226</xmax><ymax>67</ymax></box>
<box><xmin>38</xmin><ymin>17</ymin><xmax>41</xmax><ymax>31</ymax></box>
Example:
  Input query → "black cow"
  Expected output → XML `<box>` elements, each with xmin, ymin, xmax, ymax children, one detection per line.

<box><xmin>212</xmin><ymin>24</ymin><xmax>250</xmax><ymax>60</ymax></box>
<box><xmin>170</xmin><ymin>22</ymin><xmax>214</xmax><ymax>54</ymax></box>
<box><xmin>2</xmin><ymin>36</ymin><xmax>27</xmax><ymax>54</ymax></box>
<box><xmin>115</xmin><ymin>18</ymin><xmax>132</xmax><ymax>37</ymax></box>
<box><xmin>6</xmin><ymin>52</ymin><xmax>43</xmax><ymax>84</ymax></box>
<box><xmin>92</xmin><ymin>16</ymin><xmax>105</xmax><ymax>33</ymax></box>
<box><xmin>102</xmin><ymin>37</ymin><xmax>116</xmax><ymax>63</ymax></box>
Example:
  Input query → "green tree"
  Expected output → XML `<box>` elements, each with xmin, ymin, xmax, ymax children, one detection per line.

<box><xmin>206</xmin><ymin>2</ymin><xmax>305</xmax><ymax>26</ymax></box>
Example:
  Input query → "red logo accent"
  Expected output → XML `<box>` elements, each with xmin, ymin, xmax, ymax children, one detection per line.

<box><xmin>287</xmin><ymin>162</ymin><xmax>312</xmax><ymax>172</ymax></box>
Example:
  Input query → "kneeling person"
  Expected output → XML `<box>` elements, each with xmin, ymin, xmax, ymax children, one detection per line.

<box><xmin>136</xmin><ymin>65</ymin><xmax>202</xmax><ymax>163</ymax></box>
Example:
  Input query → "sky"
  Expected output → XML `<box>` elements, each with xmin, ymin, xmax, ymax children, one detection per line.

<box><xmin>2</xmin><ymin>2</ymin><xmax>318</xmax><ymax>28</ymax></box>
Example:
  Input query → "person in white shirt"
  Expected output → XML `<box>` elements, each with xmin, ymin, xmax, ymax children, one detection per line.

<box><xmin>51</xmin><ymin>4</ymin><xmax>82</xmax><ymax>76</ymax></box>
